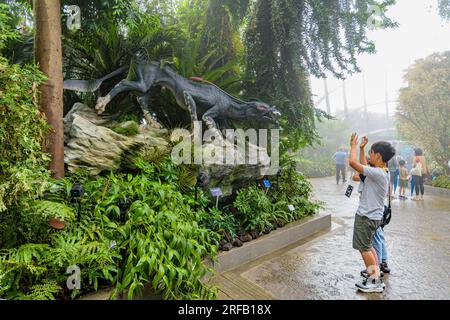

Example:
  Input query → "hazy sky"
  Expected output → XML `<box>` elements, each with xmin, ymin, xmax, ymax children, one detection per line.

<box><xmin>310</xmin><ymin>0</ymin><xmax>450</xmax><ymax>118</ymax></box>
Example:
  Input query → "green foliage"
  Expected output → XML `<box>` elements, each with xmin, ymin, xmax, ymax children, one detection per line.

<box><xmin>79</xmin><ymin>166</ymin><xmax>219</xmax><ymax>300</ymax></box>
<box><xmin>0</xmin><ymin>3</ymin><xmax>19</xmax><ymax>50</ymax></box>
<box><xmin>244</xmin><ymin>0</ymin><xmax>397</xmax><ymax>150</ymax></box>
<box><xmin>111</xmin><ymin>121</ymin><xmax>140</xmax><ymax>136</ymax></box>
<box><xmin>295</xmin><ymin>118</ymin><xmax>352</xmax><ymax>178</ymax></box>
<box><xmin>0</xmin><ymin>230</ymin><xmax>119</xmax><ymax>300</ymax></box>
<box><xmin>1</xmin><ymin>201</ymin><xmax>77</xmax><ymax>246</ymax></box>
<box><xmin>432</xmin><ymin>176</ymin><xmax>450</xmax><ymax>189</ymax></box>
<box><xmin>438</xmin><ymin>0</ymin><xmax>450</xmax><ymax>20</ymax></box>
<box><xmin>233</xmin><ymin>160</ymin><xmax>322</xmax><ymax>233</ymax></box>
<box><xmin>274</xmin><ymin>155</ymin><xmax>323</xmax><ymax>221</ymax></box>
<box><xmin>0</xmin><ymin>158</ymin><xmax>219</xmax><ymax>300</ymax></box>
<box><xmin>296</xmin><ymin>158</ymin><xmax>334</xmax><ymax>179</ymax></box>
<box><xmin>20</xmin><ymin>280</ymin><xmax>62</xmax><ymax>300</ymax></box>
<box><xmin>0</xmin><ymin>55</ymin><xmax>50</xmax><ymax>213</ymax></box>
<box><xmin>234</xmin><ymin>185</ymin><xmax>274</xmax><ymax>232</ymax></box>
<box><xmin>198</xmin><ymin>207</ymin><xmax>239</xmax><ymax>242</ymax></box>
<box><xmin>397</xmin><ymin>52</ymin><xmax>450</xmax><ymax>175</ymax></box>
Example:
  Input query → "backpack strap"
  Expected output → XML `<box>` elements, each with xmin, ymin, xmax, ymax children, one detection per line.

<box><xmin>386</xmin><ymin>168</ymin><xmax>391</xmax><ymax>209</ymax></box>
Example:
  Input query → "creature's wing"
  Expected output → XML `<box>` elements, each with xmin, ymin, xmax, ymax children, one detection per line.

<box><xmin>63</xmin><ymin>66</ymin><xmax>129</xmax><ymax>92</ymax></box>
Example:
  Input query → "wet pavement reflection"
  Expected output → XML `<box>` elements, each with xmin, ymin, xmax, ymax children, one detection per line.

<box><xmin>242</xmin><ymin>177</ymin><xmax>450</xmax><ymax>300</ymax></box>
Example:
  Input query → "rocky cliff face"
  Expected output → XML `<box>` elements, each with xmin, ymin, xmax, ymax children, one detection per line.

<box><xmin>64</xmin><ymin>103</ymin><xmax>273</xmax><ymax>197</ymax></box>
<box><xmin>64</xmin><ymin>103</ymin><xmax>169</xmax><ymax>175</ymax></box>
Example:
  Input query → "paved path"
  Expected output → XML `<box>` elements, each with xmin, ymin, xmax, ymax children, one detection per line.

<box><xmin>215</xmin><ymin>176</ymin><xmax>450</xmax><ymax>300</ymax></box>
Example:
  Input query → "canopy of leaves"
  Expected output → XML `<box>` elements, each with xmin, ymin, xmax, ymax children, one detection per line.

<box><xmin>438</xmin><ymin>0</ymin><xmax>450</xmax><ymax>21</ymax></box>
<box><xmin>244</xmin><ymin>0</ymin><xmax>397</xmax><ymax>150</ymax></box>
<box><xmin>0</xmin><ymin>5</ymin><xmax>50</xmax><ymax>213</ymax></box>
<box><xmin>397</xmin><ymin>51</ymin><xmax>450</xmax><ymax>174</ymax></box>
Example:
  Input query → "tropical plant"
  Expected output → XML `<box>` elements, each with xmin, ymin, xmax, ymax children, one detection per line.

<box><xmin>244</xmin><ymin>0</ymin><xmax>397</xmax><ymax>151</ymax></box>
<box><xmin>432</xmin><ymin>175</ymin><xmax>450</xmax><ymax>189</ymax></box>
<box><xmin>234</xmin><ymin>185</ymin><xmax>275</xmax><ymax>233</ymax></box>
<box><xmin>296</xmin><ymin>158</ymin><xmax>334</xmax><ymax>179</ymax></box>
<box><xmin>0</xmin><ymin>56</ymin><xmax>50</xmax><ymax>213</ymax></box>
<box><xmin>0</xmin><ymin>156</ymin><xmax>220</xmax><ymax>300</ymax></box>
<box><xmin>197</xmin><ymin>207</ymin><xmax>239</xmax><ymax>242</ymax></box>
<box><xmin>397</xmin><ymin>52</ymin><xmax>450</xmax><ymax>175</ymax></box>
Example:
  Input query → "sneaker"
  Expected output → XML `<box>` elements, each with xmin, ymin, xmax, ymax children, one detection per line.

<box><xmin>380</xmin><ymin>262</ymin><xmax>391</xmax><ymax>274</ymax></box>
<box><xmin>360</xmin><ymin>269</ymin><xmax>384</xmax><ymax>279</ymax></box>
<box><xmin>356</xmin><ymin>278</ymin><xmax>385</xmax><ymax>293</ymax></box>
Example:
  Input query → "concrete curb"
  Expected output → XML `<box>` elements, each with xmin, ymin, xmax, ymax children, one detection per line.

<box><xmin>424</xmin><ymin>185</ymin><xmax>450</xmax><ymax>197</ymax></box>
<box><xmin>211</xmin><ymin>214</ymin><xmax>332</xmax><ymax>274</ymax></box>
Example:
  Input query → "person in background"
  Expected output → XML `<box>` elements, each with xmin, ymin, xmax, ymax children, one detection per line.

<box><xmin>398</xmin><ymin>160</ymin><xmax>409</xmax><ymax>200</ymax></box>
<box><xmin>333</xmin><ymin>148</ymin><xmax>348</xmax><ymax>184</ymax></box>
<box><xmin>388</xmin><ymin>155</ymin><xmax>399</xmax><ymax>198</ymax></box>
<box><xmin>411</xmin><ymin>148</ymin><xmax>428</xmax><ymax>201</ymax></box>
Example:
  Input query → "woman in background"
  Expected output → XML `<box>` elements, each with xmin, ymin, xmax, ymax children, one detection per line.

<box><xmin>411</xmin><ymin>148</ymin><xmax>428</xmax><ymax>201</ymax></box>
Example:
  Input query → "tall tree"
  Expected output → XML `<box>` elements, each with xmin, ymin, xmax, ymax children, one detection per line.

<box><xmin>244</xmin><ymin>0</ymin><xmax>396</xmax><ymax>150</ymax></box>
<box><xmin>200</xmin><ymin>0</ymin><xmax>249</xmax><ymax>71</ymax></box>
<box><xmin>34</xmin><ymin>0</ymin><xmax>64</xmax><ymax>178</ymax></box>
<box><xmin>438</xmin><ymin>0</ymin><xmax>450</xmax><ymax>20</ymax></box>
<box><xmin>397</xmin><ymin>52</ymin><xmax>450</xmax><ymax>174</ymax></box>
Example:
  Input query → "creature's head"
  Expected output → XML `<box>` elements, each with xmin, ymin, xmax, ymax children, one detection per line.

<box><xmin>246</xmin><ymin>101</ymin><xmax>281</xmax><ymax>124</ymax></box>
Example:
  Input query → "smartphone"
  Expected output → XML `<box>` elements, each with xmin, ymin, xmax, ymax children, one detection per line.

<box><xmin>345</xmin><ymin>185</ymin><xmax>354</xmax><ymax>198</ymax></box>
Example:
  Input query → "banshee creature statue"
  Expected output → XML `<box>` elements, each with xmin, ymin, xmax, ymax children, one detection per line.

<box><xmin>64</xmin><ymin>59</ymin><xmax>281</xmax><ymax>133</ymax></box>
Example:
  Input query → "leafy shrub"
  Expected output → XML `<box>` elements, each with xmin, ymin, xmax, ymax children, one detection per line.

<box><xmin>296</xmin><ymin>158</ymin><xmax>334</xmax><ymax>178</ymax></box>
<box><xmin>432</xmin><ymin>176</ymin><xmax>450</xmax><ymax>189</ymax></box>
<box><xmin>234</xmin><ymin>186</ymin><xmax>275</xmax><ymax>233</ymax></box>
<box><xmin>197</xmin><ymin>207</ymin><xmax>238</xmax><ymax>242</ymax></box>
<box><xmin>4</xmin><ymin>201</ymin><xmax>77</xmax><ymax>245</ymax></box>
<box><xmin>0</xmin><ymin>231</ymin><xmax>119</xmax><ymax>300</ymax></box>
<box><xmin>111</xmin><ymin>121</ymin><xmax>140</xmax><ymax>136</ymax></box>
<box><xmin>0</xmin><ymin>56</ymin><xmax>50</xmax><ymax>213</ymax></box>
<box><xmin>272</xmin><ymin>158</ymin><xmax>323</xmax><ymax>223</ymax></box>
<box><xmin>87</xmin><ymin>171</ymin><xmax>219</xmax><ymax>300</ymax></box>
<box><xmin>0</xmin><ymin>158</ymin><xmax>219</xmax><ymax>300</ymax></box>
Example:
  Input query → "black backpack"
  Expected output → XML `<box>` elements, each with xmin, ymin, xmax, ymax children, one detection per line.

<box><xmin>382</xmin><ymin>204</ymin><xmax>391</xmax><ymax>227</ymax></box>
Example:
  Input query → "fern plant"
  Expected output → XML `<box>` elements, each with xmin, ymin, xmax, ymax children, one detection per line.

<box><xmin>234</xmin><ymin>185</ymin><xmax>275</xmax><ymax>233</ymax></box>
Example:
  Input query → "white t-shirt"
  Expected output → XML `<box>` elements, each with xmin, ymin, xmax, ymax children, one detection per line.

<box><xmin>356</xmin><ymin>166</ymin><xmax>389</xmax><ymax>221</ymax></box>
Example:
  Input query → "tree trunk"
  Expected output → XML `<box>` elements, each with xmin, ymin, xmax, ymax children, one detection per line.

<box><xmin>34</xmin><ymin>0</ymin><xmax>64</xmax><ymax>178</ymax></box>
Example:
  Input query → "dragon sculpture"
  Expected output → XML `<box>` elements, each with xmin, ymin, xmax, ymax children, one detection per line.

<box><xmin>64</xmin><ymin>59</ymin><xmax>281</xmax><ymax>134</ymax></box>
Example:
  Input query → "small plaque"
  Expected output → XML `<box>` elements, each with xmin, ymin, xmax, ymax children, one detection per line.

<box><xmin>210</xmin><ymin>188</ymin><xmax>223</xmax><ymax>197</ymax></box>
<box><xmin>288</xmin><ymin>205</ymin><xmax>295</xmax><ymax>212</ymax></box>
<box><xmin>263</xmin><ymin>180</ymin><xmax>271</xmax><ymax>188</ymax></box>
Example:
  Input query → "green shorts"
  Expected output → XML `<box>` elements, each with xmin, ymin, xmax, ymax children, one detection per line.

<box><xmin>352</xmin><ymin>214</ymin><xmax>382</xmax><ymax>252</ymax></box>
<box><xmin>399</xmin><ymin>179</ymin><xmax>408</xmax><ymax>188</ymax></box>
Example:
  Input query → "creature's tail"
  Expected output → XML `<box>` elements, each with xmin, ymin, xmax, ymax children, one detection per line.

<box><xmin>63</xmin><ymin>66</ymin><xmax>129</xmax><ymax>92</ymax></box>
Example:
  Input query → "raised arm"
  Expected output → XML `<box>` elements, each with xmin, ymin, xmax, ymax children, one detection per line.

<box><xmin>349</xmin><ymin>133</ymin><xmax>364</xmax><ymax>174</ymax></box>
<box><xmin>360</xmin><ymin>136</ymin><xmax>368</xmax><ymax>165</ymax></box>
<box><xmin>352</xmin><ymin>172</ymin><xmax>361</xmax><ymax>182</ymax></box>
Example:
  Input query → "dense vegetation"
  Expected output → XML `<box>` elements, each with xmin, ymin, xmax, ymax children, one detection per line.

<box><xmin>0</xmin><ymin>0</ymin><xmax>397</xmax><ymax>300</ymax></box>
<box><xmin>432</xmin><ymin>175</ymin><xmax>450</xmax><ymax>189</ymax></box>
<box><xmin>397</xmin><ymin>52</ymin><xmax>450</xmax><ymax>175</ymax></box>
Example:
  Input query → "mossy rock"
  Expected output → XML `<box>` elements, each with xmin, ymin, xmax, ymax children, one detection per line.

<box><xmin>111</xmin><ymin>121</ymin><xmax>140</xmax><ymax>136</ymax></box>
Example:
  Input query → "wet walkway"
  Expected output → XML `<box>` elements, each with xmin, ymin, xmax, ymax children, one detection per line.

<box><xmin>218</xmin><ymin>176</ymin><xmax>450</xmax><ymax>300</ymax></box>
